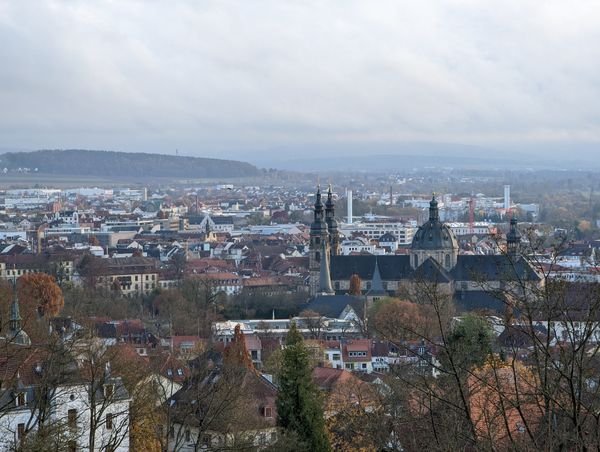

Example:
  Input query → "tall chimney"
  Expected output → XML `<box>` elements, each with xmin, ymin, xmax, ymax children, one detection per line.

<box><xmin>347</xmin><ymin>189</ymin><xmax>353</xmax><ymax>224</ymax></box>
<box><xmin>504</xmin><ymin>185</ymin><xmax>510</xmax><ymax>210</ymax></box>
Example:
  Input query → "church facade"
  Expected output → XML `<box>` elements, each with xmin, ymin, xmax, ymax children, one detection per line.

<box><xmin>309</xmin><ymin>188</ymin><xmax>540</xmax><ymax>312</ymax></box>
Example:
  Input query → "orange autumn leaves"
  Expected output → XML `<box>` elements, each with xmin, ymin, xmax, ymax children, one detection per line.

<box><xmin>1</xmin><ymin>273</ymin><xmax>64</xmax><ymax>322</ymax></box>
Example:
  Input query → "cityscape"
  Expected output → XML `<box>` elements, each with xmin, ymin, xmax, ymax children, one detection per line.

<box><xmin>1</xmin><ymin>2</ymin><xmax>600</xmax><ymax>452</ymax></box>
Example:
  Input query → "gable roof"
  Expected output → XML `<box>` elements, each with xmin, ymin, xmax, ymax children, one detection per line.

<box><xmin>411</xmin><ymin>257</ymin><xmax>451</xmax><ymax>283</ymax></box>
<box><xmin>305</xmin><ymin>294</ymin><xmax>366</xmax><ymax>319</ymax></box>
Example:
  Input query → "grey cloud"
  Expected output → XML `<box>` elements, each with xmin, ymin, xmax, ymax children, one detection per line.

<box><xmin>1</xmin><ymin>1</ymin><xmax>600</xmax><ymax>155</ymax></box>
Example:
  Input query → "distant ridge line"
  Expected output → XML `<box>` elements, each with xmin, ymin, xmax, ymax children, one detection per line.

<box><xmin>0</xmin><ymin>149</ymin><xmax>260</xmax><ymax>179</ymax></box>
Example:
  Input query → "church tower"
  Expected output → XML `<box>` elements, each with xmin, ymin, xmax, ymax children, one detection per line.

<box><xmin>309</xmin><ymin>186</ymin><xmax>331</xmax><ymax>296</ymax></box>
<box><xmin>325</xmin><ymin>185</ymin><xmax>340</xmax><ymax>256</ymax></box>
<box><xmin>9</xmin><ymin>279</ymin><xmax>30</xmax><ymax>346</ymax></box>
<box><xmin>506</xmin><ymin>216</ymin><xmax>522</xmax><ymax>257</ymax></box>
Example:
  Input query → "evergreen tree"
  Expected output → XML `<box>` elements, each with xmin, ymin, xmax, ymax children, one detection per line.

<box><xmin>441</xmin><ymin>313</ymin><xmax>495</xmax><ymax>373</ymax></box>
<box><xmin>276</xmin><ymin>323</ymin><xmax>330</xmax><ymax>451</ymax></box>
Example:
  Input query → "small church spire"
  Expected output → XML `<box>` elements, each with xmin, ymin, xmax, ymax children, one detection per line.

<box><xmin>326</xmin><ymin>184</ymin><xmax>334</xmax><ymax>209</ymax></box>
<box><xmin>319</xmin><ymin>240</ymin><xmax>334</xmax><ymax>295</ymax></box>
<box><xmin>9</xmin><ymin>278</ymin><xmax>30</xmax><ymax>346</ymax></box>
<box><xmin>314</xmin><ymin>185</ymin><xmax>323</xmax><ymax>213</ymax></box>
<box><xmin>9</xmin><ymin>278</ymin><xmax>21</xmax><ymax>332</ymax></box>
<box><xmin>367</xmin><ymin>258</ymin><xmax>385</xmax><ymax>297</ymax></box>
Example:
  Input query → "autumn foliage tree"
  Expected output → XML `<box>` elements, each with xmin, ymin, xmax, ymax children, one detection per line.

<box><xmin>224</xmin><ymin>324</ymin><xmax>254</xmax><ymax>369</ymax></box>
<box><xmin>373</xmin><ymin>298</ymin><xmax>437</xmax><ymax>341</ymax></box>
<box><xmin>348</xmin><ymin>274</ymin><xmax>362</xmax><ymax>296</ymax></box>
<box><xmin>18</xmin><ymin>273</ymin><xmax>64</xmax><ymax>318</ymax></box>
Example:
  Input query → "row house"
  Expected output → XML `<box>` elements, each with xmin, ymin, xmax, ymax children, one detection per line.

<box><xmin>0</xmin><ymin>346</ymin><xmax>130</xmax><ymax>452</ymax></box>
<box><xmin>213</xmin><ymin>317</ymin><xmax>362</xmax><ymax>344</ymax></box>
<box><xmin>96</xmin><ymin>257</ymin><xmax>159</xmax><ymax>296</ymax></box>
<box><xmin>197</xmin><ymin>272</ymin><xmax>243</xmax><ymax>296</ymax></box>
<box><xmin>0</xmin><ymin>254</ymin><xmax>76</xmax><ymax>283</ymax></box>
<box><xmin>322</xmin><ymin>339</ymin><xmax>439</xmax><ymax>375</ymax></box>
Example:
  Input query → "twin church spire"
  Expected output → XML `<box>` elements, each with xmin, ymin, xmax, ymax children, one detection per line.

<box><xmin>310</xmin><ymin>185</ymin><xmax>339</xmax><ymax>295</ymax></box>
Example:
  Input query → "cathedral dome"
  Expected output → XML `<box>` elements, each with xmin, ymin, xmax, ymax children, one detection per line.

<box><xmin>411</xmin><ymin>196</ymin><xmax>458</xmax><ymax>251</ymax></box>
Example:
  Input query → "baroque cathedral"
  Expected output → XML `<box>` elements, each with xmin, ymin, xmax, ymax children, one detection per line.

<box><xmin>309</xmin><ymin>186</ymin><xmax>540</xmax><ymax>312</ymax></box>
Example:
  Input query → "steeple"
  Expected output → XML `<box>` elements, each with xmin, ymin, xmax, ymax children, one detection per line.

<box><xmin>367</xmin><ymin>258</ymin><xmax>385</xmax><ymax>297</ymax></box>
<box><xmin>204</xmin><ymin>215</ymin><xmax>216</xmax><ymax>242</ymax></box>
<box><xmin>506</xmin><ymin>216</ymin><xmax>522</xmax><ymax>257</ymax></box>
<box><xmin>205</xmin><ymin>216</ymin><xmax>211</xmax><ymax>236</ymax></box>
<box><xmin>9</xmin><ymin>278</ymin><xmax>30</xmax><ymax>346</ymax></box>
<box><xmin>325</xmin><ymin>184</ymin><xmax>334</xmax><ymax>213</ymax></box>
<box><xmin>429</xmin><ymin>194</ymin><xmax>439</xmax><ymax>222</ymax></box>
<box><xmin>325</xmin><ymin>184</ymin><xmax>340</xmax><ymax>256</ymax></box>
<box><xmin>318</xmin><ymin>239</ymin><xmax>334</xmax><ymax>295</ymax></box>
<box><xmin>314</xmin><ymin>185</ymin><xmax>324</xmax><ymax>222</ymax></box>
<box><xmin>309</xmin><ymin>185</ymin><xmax>331</xmax><ymax>296</ymax></box>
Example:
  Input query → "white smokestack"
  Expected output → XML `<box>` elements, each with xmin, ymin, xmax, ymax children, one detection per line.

<box><xmin>347</xmin><ymin>189</ymin><xmax>353</xmax><ymax>224</ymax></box>
<box><xmin>504</xmin><ymin>185</ymin><xmax>510</xmax><ymax>210</ymax></box>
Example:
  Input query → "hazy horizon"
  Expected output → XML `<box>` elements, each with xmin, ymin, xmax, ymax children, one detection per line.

<box><xmin>1</xmin><ymin>2</ymin><xmax>600</xmax><ymax>163</ymax></box>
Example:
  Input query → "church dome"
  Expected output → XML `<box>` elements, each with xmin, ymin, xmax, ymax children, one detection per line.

<box><xmin>411</xmin><ymin>195</ymin><xmax>458</xmax><ymax>251</ymax></box>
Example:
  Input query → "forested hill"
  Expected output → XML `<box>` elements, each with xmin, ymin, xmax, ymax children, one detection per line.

<box><xmin>0</xmin><ymin>149</ymin><xmax>260</xmax><ymax>179</ymax></box>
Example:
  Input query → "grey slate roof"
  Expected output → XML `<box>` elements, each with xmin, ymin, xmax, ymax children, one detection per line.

<box><xmin>450</xmin><ymin>255</ymin><xmax>541</xmax><ymax>282</ymax></box>
<box><xmin>305</xmin><ymin>294</ymin><xmax>366</xmax><ymax>318</ymax></box>
<box><xmin>330</xmin><ymin>252</ymin><xmax>540</xmax><ymax>284</ymax></box>
<box><xmin>453</xmin><ymin>290</ymin><xmax>508</xmax><ymax>313</ymax></box>
<box><xmin>411</xmin><ymin>257</ymin><xmax>451</xmax><ymax>283</ymax></box>
<box><xmin>330</xmin><ymin>255</ymin><xmax>411</xmax><ymax>281</ymax></box>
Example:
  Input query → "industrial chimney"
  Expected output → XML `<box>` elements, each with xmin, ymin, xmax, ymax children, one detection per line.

<box><xmin>347</xmin><ymin>189</ymin><xmax>353</xmax><ymax>224</ymax></box>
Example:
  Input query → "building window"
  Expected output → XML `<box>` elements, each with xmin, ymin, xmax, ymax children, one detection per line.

<box><xmin>68</xmin><ymin>409</ymin><xmax>77</xmax><ymax>428</ymax></box>
<box><xmin>315</xmin><ymin>237</ymin><xmax>320</xmax><ymax>245</ymax></box>
<box><xmin>333</xmin><ymin>353</ymin><xmax>340</xmax><ymax>360</ymax></box>
<box><xmin>263</xmin><ymin>406</ymin><xmax>273</xmax><ymax>418</ymax></box>
<box><xmin>16</xmin><ymin>392</ymin><xmax>26</xmax><ymax>406</ymax></box>
<box><xmin>315</xmin><ymin>251</ymin><xmax>320</xmax><ymax>263</ymax></box>
<box><xmin>17</xmin><ymin>423</ymin><xmax>25</xmax><ymax>440</ymax></box>
<box><xmin>185</xmin><ymin>429</ymin><xmax>191</xmax><ymax>442</ymax></box>
<box><xmin>106</xmin><ymin>413</ymin><xmax>113</xmax><ymax>430</ymax></box>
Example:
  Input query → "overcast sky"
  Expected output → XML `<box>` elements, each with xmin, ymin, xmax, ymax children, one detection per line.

<box><xmin>1</xmin><ymin>1</ymin><xmax>600</xmax><ymax>158</ymax></box>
